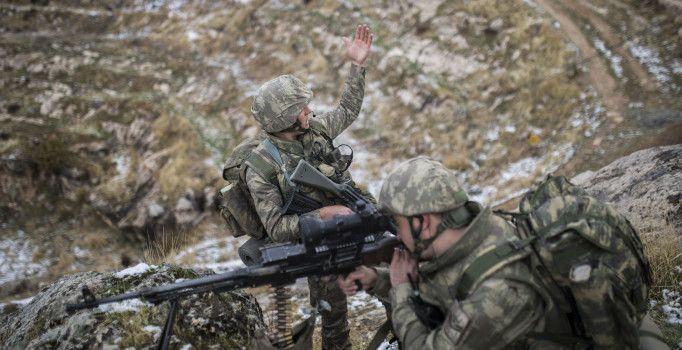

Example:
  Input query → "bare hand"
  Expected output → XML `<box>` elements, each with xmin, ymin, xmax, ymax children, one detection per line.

<box><xmin>319</xmin><ymin>205</ymin><xmax>353</xmax><ymax>219</ymax></box>
<box><xmin>337</xmin><ymin>266</ymin><xmax>377</xmax><ymax>296</ymax></box>
<box><xmin>343</xmin><ymin>24</ymin><xmax>373</xmax><ymax>67</ymax></box>
<box><xmin>389</xmin><ymin>247</ymin><xmax>418</xmax><ymax>287</ymax></box>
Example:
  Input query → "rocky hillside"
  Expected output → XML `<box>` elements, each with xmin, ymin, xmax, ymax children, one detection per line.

<box><xmin>0</xmin><ymin>0</ymin><xmax>681</xmax><ymax>347</ymax></box>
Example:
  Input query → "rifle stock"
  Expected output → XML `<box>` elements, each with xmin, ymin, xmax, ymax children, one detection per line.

<box><xmin>290</xmin><ymin>160</ymin><xmax>343</xmax><ymax>197</ymax></box>
<box><xmin>290</xmin><ymin>160</ymin><xmax>373</xmax><ymax>213</ymax></box>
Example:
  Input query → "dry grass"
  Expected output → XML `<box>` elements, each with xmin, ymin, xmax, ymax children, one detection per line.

<box><xmin>641</xmin><ymin>215</ymin><xmax>682</xmax><ymax>292</ymax></box>
<box><xmin>150</xmin><ymin>110</ymin><xmax>214</xmax><ymax>197</ymax></box>
<box><xmin>364</xmin><ymin>0</ymin><xmax>589</xmax><ymax>202</ymax></box>
<box><xmin>639</xmin><ymin>214</ymin><xmax>682</xmax><ymax>348</ymax></box>
<box><xmin>142</xmin><ymin>229</ymin><xmax>190</xmax><ymax>266</ymax></box>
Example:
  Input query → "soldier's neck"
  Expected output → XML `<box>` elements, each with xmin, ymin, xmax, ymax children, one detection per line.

<box><xmin>272</xmin><ymin>131</ymin><xmax>304</xmax><ymax>141</ymax></box>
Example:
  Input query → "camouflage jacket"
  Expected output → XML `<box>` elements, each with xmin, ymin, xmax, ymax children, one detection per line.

<box><xmin>370</xmin><ymin>206</ymin><xmax>573</xmax><ymax>350</ymax></box>
<box><xmin>245</xmin><ymin>64</ymin><xmax>368</xmax><ymax>243</ymax></box>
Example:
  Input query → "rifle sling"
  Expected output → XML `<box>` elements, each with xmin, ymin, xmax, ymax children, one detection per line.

<box><xmin>367</xmin><ymin>319</ymin><xmax>394</xmax><ymax>350</ymax></box>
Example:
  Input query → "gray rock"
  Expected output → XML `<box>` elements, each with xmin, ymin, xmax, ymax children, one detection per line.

<box><xmin>573</xmin><ymin>144</ymin><xmax>682</xmax><ymax>234</ymax></box>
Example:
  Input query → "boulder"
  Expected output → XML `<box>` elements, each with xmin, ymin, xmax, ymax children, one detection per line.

<box><xmin>0</xmin><ymin>265</ymin><xmax>264</xmax><ymax>349</ymax></box>
<box><xmin>572</xmin><ymin>144</ymin><xmax>682</xmax><ymax>235</ymax></box>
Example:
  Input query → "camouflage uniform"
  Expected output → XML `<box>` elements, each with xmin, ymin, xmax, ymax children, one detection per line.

<box><xmin>370</xmin><ymin>156</ymin><xmax>575</xmax><ymax>349</ymax></box>
<box><xmin>369</xmin><ymin>206</ymin><xmax>576</xmax><ymax>349</ymax></box>
<box><xmin>245</xmin><ymin>64</ymin><xmax>367</xmax><ymax>350</ymax></box>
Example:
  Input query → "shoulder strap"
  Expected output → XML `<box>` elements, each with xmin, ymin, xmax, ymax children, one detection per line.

<box><xmin>456</xmin><ymin>236</ymin><xmax>535</xmax><ymax>299</ymax></box>
<box><xmin>263</xmin><ymin>138</ymin><xmax>296</xmax><ymax>189</ymax></box>
<box><xmin>366</xmin><ymin>319</ymin><xmax>394</xmax><ymax>350</ymax></box>
<box><xmin>246</xmin><ymin>152</ymin><xmax>279</xmax><ymax>187</ymax></box>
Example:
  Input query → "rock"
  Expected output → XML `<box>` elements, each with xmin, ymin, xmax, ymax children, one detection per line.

<box><xmin>0</xmin><ymin>266</ymin><xmax>264</xmax><ymax>349</ymax></box>
<box><xmin>572</xmin><ymin>144</ymin><xmax>682</xmax><ymax>234</ymax></box>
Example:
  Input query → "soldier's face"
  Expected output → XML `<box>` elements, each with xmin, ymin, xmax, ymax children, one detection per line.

<box><xmin>297</xmin><ymin>106</ymin><xmax>312</xmax><ymax>129</ymax></box>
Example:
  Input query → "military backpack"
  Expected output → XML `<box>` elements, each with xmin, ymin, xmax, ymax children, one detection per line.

<box><xmin>456</xmin><ymin>175</ymin><xmax>653</xmax><ymax>349</ymax></box>
<box><xmin>218</xmin><ymin>134</ymin><xmax>278</xmax><ymax>240</ymax></box>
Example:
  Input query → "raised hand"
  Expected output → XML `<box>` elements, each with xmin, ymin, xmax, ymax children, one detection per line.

<box><xmin>342</xmin><ymin>24</ymin><xmax>373</xmax><ymax>67</ymax></box>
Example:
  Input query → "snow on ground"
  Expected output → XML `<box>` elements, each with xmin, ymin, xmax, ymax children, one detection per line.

<box><xmin>0</xmin><ymin>296</ymin><xmax>33</xmax><ymax>314</ymax></box>
<box><xmin>662</xmin><ymin>288</ymin><xmax>682</xmax><ymax>326</ymax></box>
<box><xmin>0</xmin><ymin>231</ymin><xmax>49</xmax><ymax>285</ymax></box>
<box><xmin>173</xmin><ymin>236</ymin><xmax>246</xmax><ymax>274</ymax></box>
<box><xmin>97</xmin><ymin>298</ymin><xmax>152</xmax><ymax>314</ymax></box>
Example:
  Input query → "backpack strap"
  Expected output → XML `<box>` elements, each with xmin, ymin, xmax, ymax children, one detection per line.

<box><xmin>263</xmin><ymin>138</ymin><xmax>295</xmax><ymax>188</ymax></box>
<box><xmin>456</xmin><ymin>236</ymin><xmax>535</xmax><ymax>299</ymax></box>
<box><xmin>246</xmin><ymin>152</ymin><xmax>279</xmax><ymax>187</ymax></box>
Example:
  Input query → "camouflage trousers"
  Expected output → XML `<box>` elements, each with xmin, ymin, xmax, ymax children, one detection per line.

<box><xmin>308</xmin><ymin>276</ymin><xmax>351</xmax><ymax>350</ymax></box>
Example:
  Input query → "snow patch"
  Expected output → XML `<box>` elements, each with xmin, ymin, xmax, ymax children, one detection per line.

<box><xmin>114</xmin><ymin>263</ymin><xmax>157</xmax><ymax>279</ymax></box>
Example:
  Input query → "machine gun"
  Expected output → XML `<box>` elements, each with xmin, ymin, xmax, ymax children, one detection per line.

<box><xmin>66</xmin><ymin>204</ymin><xmax>400</xmax><ymax>350</ymax></box>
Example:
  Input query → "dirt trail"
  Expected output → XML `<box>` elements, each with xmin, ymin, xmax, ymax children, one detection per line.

<box><xmin>568</xmin><ymin>0</ymin><xmax>657</xmax><ymax>92</ymax></box>
<box><xmin>535</xmin><ymin>0</ymin><xmax>627</xmax><ymax>122</ymax></box>
<box><xmin>532</xmin><ymin>0</ymin><xmax>682</xmax><ymax>177</ymax></box>
<box><xmin>497</xmin><ymin>0</ymin><xmax>672</xmax><ymax>210</ymax></box>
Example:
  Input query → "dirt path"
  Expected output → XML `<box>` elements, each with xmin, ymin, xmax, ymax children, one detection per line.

<box><xmin>568</xmin><ymin>0</ymin><xmax>657</xmax><ymax>92</ymax></box>
<box><xmin>535</xmin><ymin>0</ymin><xmax>628</xmax><ymax>123</ymax></box>
<box><xmin>496</xmin><ymin>0</ymin><xmax>668</xmax><ymax>210</ymax></box>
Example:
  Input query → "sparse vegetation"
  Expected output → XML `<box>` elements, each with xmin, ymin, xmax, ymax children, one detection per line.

<box><xmin>143</xmin><ymin>229</ymin><xmax>189</xmax><ymax>266</ymax></box>
<box><xmin>104</xmin><ymin>307</ymin><xmax>161</xmax><ymax>348</ymax></box>
<box><xmin>640</xmin><ymin>214</ymin><xmax>682</xmax><ymax>348</ymax></box>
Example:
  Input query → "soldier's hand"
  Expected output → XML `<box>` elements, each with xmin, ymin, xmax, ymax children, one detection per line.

<box><xmin>343</xmin><ymin>24</ymin><xmax>373</xmax><ymax>67</ymax></box>
<box><xmin>319</xmin><ymin>205</ymin><xmax>353</xmax><ymax>219</ymax></box>
<box><xmin>389</xmin><ymin>247</ymin><xmax>418</xmax><ymax>287</ymax></box>
<box><xmin>337</xmin><ymin>266</ymin><xmax>377</xmax><ymax>296</ymax></box>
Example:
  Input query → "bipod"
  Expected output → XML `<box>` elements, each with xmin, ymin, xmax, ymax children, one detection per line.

<box><xmin>158</xmin><ymin>298</ymin><xmax>180</xmax><ymax>350</ymax></box>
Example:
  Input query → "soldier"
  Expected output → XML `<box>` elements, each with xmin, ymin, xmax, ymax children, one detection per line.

<box><xmin>245</xmin><ymin>24</ymin><xmax>373</xmax><ymax>350</ymax></box>
<box><xmin>337</xmin><ymin>156</ymin><xmax>665</xmax><ymax>349</ymax></box>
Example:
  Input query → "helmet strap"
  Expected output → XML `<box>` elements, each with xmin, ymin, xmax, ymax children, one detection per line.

<box><xmin>437</xmin><ymin>204</ymin><xmax>472</xmax><ymax>231</ymax></box>
<box><xmin>409</xmin><ymin>205</ymin><xmax>472</xmax><ymax>261</ymax></box>
<box><xmin>279</xmin><ymin>119</ymin><xmax>308</xmax><ymax>133</ymax></box>
<box><xmin>410</xmin><ymin>215</ymin><xmax>436</xmax><ymax>261</ymax></box>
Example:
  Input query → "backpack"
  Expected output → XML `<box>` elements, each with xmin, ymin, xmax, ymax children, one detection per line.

<box><xmin>218</xmin><ymin>134</ymin><xmax>278</xmax><ymax>240</ymax></box>
<box><xmin>456</xmin><ymin>175</ymin><xmax>653</xmax><ymax>349</ymax></box>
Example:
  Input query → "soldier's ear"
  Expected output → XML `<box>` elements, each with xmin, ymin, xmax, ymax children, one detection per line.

<box><xmin>411</xmin><ymin>215</ymin><xmax>428</xmax><ymax>236</ymax></box>
<box><xmin>421</xmin><ymin>214</ymin><xmax>433</xmax><ymax>236</ymax></box>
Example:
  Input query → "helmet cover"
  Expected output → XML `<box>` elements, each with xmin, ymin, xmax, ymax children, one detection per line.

<box><xmin>251</xmin><ymin>74</ymin><xmax>313</xmax><ymax>133</ymax></box>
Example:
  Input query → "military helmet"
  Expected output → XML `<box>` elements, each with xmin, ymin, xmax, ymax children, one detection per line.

<box><xmin>379</xmin><ymin>156</ymin><xmax>469</xmax><ymax>216</ymax></box>
<box><xmin>251</xmin><ymin>74</ymin><xmax>313</xmax><ymax>133</ymax></box>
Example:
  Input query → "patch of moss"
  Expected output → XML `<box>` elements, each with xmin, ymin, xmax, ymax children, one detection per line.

<box><xmin>1</xmin><ymin>303</ymin><xmax>19</xmax><ymax>317</ymax></box>
<box><xmin>106</xmin><ymin>269</ymin><xmax>158</xmax><ymax>297</ymax></box>
<box><xmin>103</xmin><ymin>307</ymin><xmax>160</xmax><ymax>349</ymax></box>
<box><xmin>26</xmin><ymin>311</ymin><xmax>50</xmax><ymax>343</ymax></box>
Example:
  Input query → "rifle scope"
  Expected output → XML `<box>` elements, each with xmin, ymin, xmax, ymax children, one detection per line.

<box><xmin>298</xmin><ymin>202</ymin><xmax>394</xmax><ymax>248</ymax></box>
